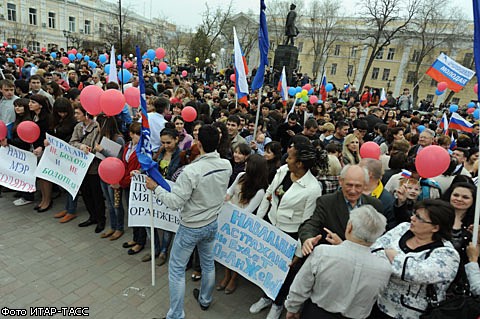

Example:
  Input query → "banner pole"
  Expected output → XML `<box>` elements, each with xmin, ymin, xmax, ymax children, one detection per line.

<box><xmin>253</xmin><ymin>87</ymin><xmax>262</xmax><ymax>140</ymax></box>
<box><xmin>473</xmin><ymin>130</ymin><xmax>480</xmax><ymax>246</ymax></box>
<box><xmin>150</xmin><ymin>189</ymin><xmax>156</xmax><ymax>286</ymax></box>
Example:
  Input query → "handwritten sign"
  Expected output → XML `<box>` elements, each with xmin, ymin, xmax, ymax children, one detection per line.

<box><xmin>0</xmin><ymin>145</ymin><xmax>37</xmax><ymax>192</ymax></box>
<box><xmin>128</xmin><ymin>174</ymin><xmax>181</xmax><ymax>232</ymax></box>
<box><xmin>214</xmin><ymin>203</ymin><xmax>297</xmax><ymax>299</ymax></box>
<box><xmin>35</xmin><ymin>133</ymin><xmax>94</xmax><ymax>198</ymax></box>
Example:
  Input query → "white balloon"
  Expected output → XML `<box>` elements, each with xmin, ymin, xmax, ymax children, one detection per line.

<box><xmin>211</xmin><ymin>53</ymin><xmax>216</xmax><ymax>58</ymax></box>
<box><xmin>129</xmin><ymin>54</ymin><xmax>133</xmax><ymax>58</ymax></box>
<box><xmin>0</xmin><ymin>43</ymin><xmax>3</xmax><ymax>47</ymax></box>
<box><xmin>220</xmin><ymin>48</ymin><xmax>225</xmax><ymax>54</ymax></box>
<box><xmin>205</xmin><ymin>59</ymin><xmax>211</xmax><ymax>63</ymax></box>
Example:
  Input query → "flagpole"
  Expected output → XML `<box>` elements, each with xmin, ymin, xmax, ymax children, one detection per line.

<box><xmin>253</xmin><ymin>87</ymin><xmax>262</xmax><ymax>140</ymax></box>
<box><xmin>118</xmin><ymin>0</ymin><xmax>124</xmax><ymax>93</ymax></box>
<box><xmin>149</xmin><ymin>189</ymin><xmax>156</xmax><ymax>286</ymax></box>
<box><xmin>412</xmin><ymin>73</ymin><xmax>426</xmax><ymax>91</ymax></box>
<box><xmin>473</xmin><ymin>129</ymin><xmax>480</xmax><ymax>245</ymax></box>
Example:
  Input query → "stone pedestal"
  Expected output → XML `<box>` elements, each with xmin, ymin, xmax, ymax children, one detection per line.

<box><xmin>273</xmin><ymin>45</ymin><xmax>299</xmax><ymax>86</ymax></box>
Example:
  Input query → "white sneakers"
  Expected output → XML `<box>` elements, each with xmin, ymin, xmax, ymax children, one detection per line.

<box><xmin>266</xmin><ymin>304</ymin><xmax>283</xmax><ymax>319</ymax></box>
<box><xmin>13</xmin><ymin>198</ymin><xmax>33</xmax><ymax>206</ymax></box>
<box><xmin>249</xmin><ymin>297</ymin><xmax>272</xmax><ymax>314</ymax></box>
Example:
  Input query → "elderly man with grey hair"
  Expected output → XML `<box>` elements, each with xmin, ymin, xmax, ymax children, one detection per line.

<box><xmin>360</xmin><ymin>158</ymin><xmax>396</xmax><ymax>230</ymax></box>
<box><xmin>285</xmin><ymin>205</ymin><xmax>392</xmax><ymax>319</ymax></box>
<box><xmin>299</xmin><ymin>165</ymin><xmax>385</xmax><ymax>256</ymax></box>
<box><xmin>408</xmin><ymin>128</ymin><xmax>434</xmax><ymax>157</ymax></box>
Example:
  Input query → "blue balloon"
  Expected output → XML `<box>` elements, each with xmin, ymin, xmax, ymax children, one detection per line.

<box><xmin>117</xmin><ymin>54</ymin><xmax>122</xmax><ymax>60</ymax></box>
<box><xmin>474</xmin><ymin>109</ymin><xmax>480</xmax><ymax>120</ymax></box>
<box><xmin>99</xmin><ymin>54</ymin><xmax>107</xmax><ymax>64</ymax></box>
<box><xmin>165</xmin><ymin>66</ymin><xmax>171</xmax><ymax>75</ymax></box>
<box><xmin>68</xmin><ymin>53</ymin><xmax>75</xmax><ymax>61</ymax></box>
<box><xmin>288</xmin><ymin>87</ymin><xmax>296</xmax><ymax>97</ymax></box>
<box><xmin>76</xmin><ymin>53</ymin><xmax>83</xmax><ymax>60</ymax></box>
<box><xmin>325</xmin><ymin>83</ymin><xmax>334</xmax><ymax>92</ymax></box>
<box><xmin>7</xmin><ymin>58</ymin><xmax>13</xmax><ymax>63</ymax></box>
<box><xmin>50</xmin><ymin>52</ymin><xmax>57</xmax><ymax>59</ymax></box>
<box><xmin>147</xmin><ymin>49</ymin><xmax>156</xmax><ymax>60</ymax></box>
<box><xmin>104</xmin><ymin>64</ymin><xmax>111</xmax><ymax>74</ymax></box>
<box><xmin>12</xmin><ymin>45</ymin><xmax>17</xmax><ymax>50</ymax></box>
<box><xmin>295</xmin><ymin>86</ymin><xmax>302</xmax><ymax>93</ymax></box>
<box><xmin>417</xmin><ymin>125</ymin><xmax>426</xmax><ymax>133</ymax></box>
<box><xmin>435</xmin><ymin>89</ymin><xmax>443</xmax><ymax>96</ymax></box>
<box><xmin>152</xmin><ymin>67</ymin><xmax>159</xmax><ymax>73</ymax></box>
<box><xmin>449</xmin><ymin>104</ymin><xmax>458</xmax><ymax>113</ymax></box>
<box><xmin>84</xmin><ymin>55</ymin><xmax>90</xmax><ymax>62</ymax></box>
<box><xmin>88</xmin><ymin>61</ymin><xmax>97</xmax><ymax>69</ymax></box>
<box><xmin>468</xmin><ymin>102</ymin><xmax>476</xmax><ymax>108</ymax></box>
<box><xmin>142</xmin><ymin>55</ymin><xmax>147</xmax><ymax>60</ymax></box>
<box><xmin>118</xmin><ymin>69</ymin><xmax>132</xmax><ymax>83</ymax></box>
<box><xmin>308</xmin><ymin>88</ymin><xmax>314</xmax><ymax>95</ymax></box>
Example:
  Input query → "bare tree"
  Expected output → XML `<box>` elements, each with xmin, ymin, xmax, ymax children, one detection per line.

<box><xmin>356</xmin><ymin>0</ymin><xmax>419</xmax><ymax>91</ymax></box>
<box><xmin>409</xmin><ymin>0</ymin><xmax>466</xmax><ymax>105</ymax></box>
<box><xmin>265</xmin><ymin>0</ymin><xmax>305</xmax><ymax>50</ymax></box>
<box><xmin>306</xmin><ymin>0</ymin><xmax>341</xmax><ymax>79</ymax></box>
<box><xmin>200</xmin><ymin>1</ymin><xmax>234</xmax><ymax>58</ymax></box>
<box><xmin>8</xmin><ymin>22</ymin><xmax>36</xmax><ymax>48</ymax></box>
<box><xmin>220</xmin><ymin>12</ymin><xmax>258</xmax><ymax>62</ymax></box>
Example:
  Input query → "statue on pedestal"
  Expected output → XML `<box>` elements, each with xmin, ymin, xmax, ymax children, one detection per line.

<box><xmin>284</xmin><ymin>3</ymin><xmax>298</xmax><ymax>46</ymax></box>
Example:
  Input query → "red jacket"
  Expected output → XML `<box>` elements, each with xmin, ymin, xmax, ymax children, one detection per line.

<box><xmin>119</xmin><ymin>142</ymin><xmax>141</xmax><ymax>189</ymax></box>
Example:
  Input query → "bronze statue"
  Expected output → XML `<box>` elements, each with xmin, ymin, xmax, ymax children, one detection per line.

<box><xmin>284</xmin><ymin>3</ymin><xmax>298</xmax><ymax>46</ymax></box>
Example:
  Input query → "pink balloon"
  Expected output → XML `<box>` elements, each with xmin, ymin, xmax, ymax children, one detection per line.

<box><xmin>0</xmin><ymin>120</ymin><xmax>7</xmax><ymax>140</ymax></box>
<box><xmin>468</xmin><ymin>108</ymin><xmax>475</xmax><ymax>114</ymax></box>
<box><xmin>61</xmin><ymin>57</ymin><xmax>70</xmax><ymax>65</ymax></box>
<box><xmin>181</xmin><ymin>106</ymin><xmax>197</xmax><ymax>122</ymax></box>
<box><xmin>155</xmin><ymin>47</ymin><xmax>166</xmax><ymax>60</ymax></box>
<box><xmin>159</xmin><ymin>62</ymin><xmax>168</xmax><ymax>72</ymax></box>
<box><xmin>124</xmin><ymin>61</ymin><xmax>133</xmax><ymax>69</ymax></box>
<box><xmin>100</xmin><ymin>89</ymin><xmax>126</xmax><ymax>116</ymax></box>
<box><xmin>41</xmin><ymin>47</ymin><xmax>46</xmax><ymax>52</ymax></box>
<box><xmin>124</xmin><ymin>87</ymin><xmax>140</xmax><ymax>108</ymax></box>
<box><xmin>80</xmin><ymin>85</ymin><xmax>103</xmax><ymax>116</ymax></box>
<box><xmin>71</xmin><ymin>48</ymin><xmax>77</xmax><ymax>55</ymax></box>
<box><xmin>17</xmin><ymin>121</ymin><xmax>40</xmax><ymax>144</ymax></box>
<box><xmin>117</xmin><ymin>60</ymin><xmax>121</xmax><ymax>66</ymax></box>
<box><xmin>22</xmin><ymin>48</ymin><xmax>28</xmax><ymax>53</ymax></box>
<box><xmin>437</xmin><ymin>81</ymin><xmax>448</xmax><ymax>92</ymax></box>
<box><xmin>230</xmin><ymin>74</ymin><xmax>236</xmax><ymax>82</ymax></box>
<box><xmin>2</xmin><ymin>42</ymin><xmax>7</xmax><ymax>47</ymax></box>
<box><xmin>359</xmin><ymin>141</ymin><xmax>381</xmax><ymax>160</ymax></box>
<box><xmin>302</xmin><ymin>84</ymin><xmax>312</xmax><ymax>91</ymax></box>
<box><xmin>475</xmin><ymin>83</ymin><xmax>478</xmax><ymax>94</ymax></box>
<box><xmin>415</xmin><ymin>145</ymin><xmax>450</xmax><ymax>178</ymax></box>
<box><xmin>0</xmin><ymin>48</ymin><xmax>5</xmax><ymax>52</ymax></box>
<box><xmin>309</xmin><ymin>95</ymin><xmax>319</xmax><ymax>104</ymax></box>
<box><xmin>181</xmin><ymin>70</ymin><xmax>188</xmax><ymax>77</ymax></box>
<box><xmin>98</xmin><ymin>157</ymin><xmax>125</xmax><ymax>185</ymax></box>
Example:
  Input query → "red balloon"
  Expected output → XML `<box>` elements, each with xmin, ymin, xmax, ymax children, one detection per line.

<box><xmin>2</xmin><ymin>42</ymin><xmax>7</xmax><ymax>47</ymax></box>
<box><xmin>98</xmin><ymin>157</ymin><xmax>125</xmax><ymax>185</ymax></box>
<box><xmin>359</xmin><ymin>141</ymin><xmax>381</xmax><ymax>160</ymax></box>
<box><xmin>22</xmin><ymin>47</ymin><xmax>28</xmax><ymax>53</ymax></box>
<box><xmin>100</xmin><ymin>89</ymin><xmax>126</xmax><ymax>116</ymax></box>
<box><xmin>41</xmin><ymin>47</ymin><xmax>46</xmax><ymax>52</ymax></box>
<box><xmin>309</xmin><ymin>95</ymin><xmax>319</xmax><ymax>104</ymax></box>
<box><xmin>468</xmin><ymin>108</ymin><xmax>475</xmax><ymax>114</ymax></box>
<box><xmin>71</xmin><ymin>48</ymin><xmax>77</xmax><ymax>55</ymax></box>
<box><xmin>17</xmin><ymin>121</ymin><xmax>40</xmax><ymax>144</ymax></box>
<box><xmin>159</xmin><ymin>62</ymin><xmax>168</xmax><ymax>72</ymax></box>
<box><xmin>230</xmin><ymin>74</ymin><xmax>236</xmax><ymax>82</ymax></box>
<box><xmin>117</xmin><ymin>60</ymin><xmax>121</xmax><ymax>66</ymax></box>
<box><xmin>124</xmin><ymin>61</ymin><xmax>133</xmax><ymax>69</ymax></box>
<box><xmin>80</xmin><ymin>85</ymin><xmax>103</xmax><ymax>116</ymax></box>
<box><xmin>303</xmin><ymin>84</ymin><xmax>312</xmax><ymax>91</ymax></box>
<box><xmin>0</xmin><ymin>48</ymin><xmax>5</xmax><ymax>52</ymax></box>
<box><xmin>0</xmin><ymin>120</ymin><xmax>7</xmax><ymax>140</ymax></box>
<box><xmin>155</xmin><ymin>47</ymin><xmax>166</xmax><ymax>60</ymax></box>
<box><xmin>181</xmin><ymin>106</ymin><xmax>197</xmax><ymax>122</ymax></box>
<box><xmin>124</xmin><ymin>87</ymin><xmax>140</xmax><ymax>108</ymax></box>
<box><xmin>181</xmin><ymin>70</ymin><xmax>188</xmax><ymax>77</ymax></box>
<box><xmin>437</xmin><ymin>82</ymin><xmax>448</xmax><ymax>92</ymax></box>
<box><xmin>61</xmin><ymin>57</ymin><xmax>70</xmax><ymax>65</ymax></box>
<box><xmin>415</xmin><ymin>145</ymin><xmax>450</xmax><ymax>178</ymax></box>
<box><xmin>14</xmin><ymin>58</ymin><xmax>24</xmax><ymax>67</ymax></box>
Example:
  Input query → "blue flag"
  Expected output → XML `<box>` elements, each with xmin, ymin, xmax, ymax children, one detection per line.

<box><xmin>251</xmin><ymin>0</ymin><xmax>269</xmax><ymax>91</ymax></box>
<box><xmin>134</xmin><ymin>45</ymin><xmax>170</xmax><ymax>192</ymax></box>
<box><xmin>474</xmin><ymin>0</ymin><xmax>480</xmax><ymax>101</ymax></box>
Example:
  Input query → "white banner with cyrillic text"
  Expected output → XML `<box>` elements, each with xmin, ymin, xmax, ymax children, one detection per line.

<box><xmin>0</xmin><ymin>145</ymin><xmax>37</xmax><ymax>192</ymax></box>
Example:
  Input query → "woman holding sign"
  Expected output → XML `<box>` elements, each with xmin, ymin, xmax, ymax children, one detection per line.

<box><xmin>250</xmin><ymin>142</ymin><xmax>323</xmax><ymax>319</ymax></box>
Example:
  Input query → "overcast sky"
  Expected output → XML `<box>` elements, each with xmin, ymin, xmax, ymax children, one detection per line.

<box><xmin>110</xmin><ymin>0</ymin><xmax>472</xmax><ymax>29</ymax></box>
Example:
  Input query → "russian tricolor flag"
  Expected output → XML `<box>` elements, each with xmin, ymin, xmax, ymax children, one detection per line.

<box><xmin>448</xmin><ymin>112</ymin><xmax>473</xmax><ymax>133</ymax></box>
<box><xmin>233</xmin><ymin>27</ymin><xmax>249</xmax><ymax>106</ymax></box>
<box><xmin>277</xmin><ymin>66</ymin><xmax>287</xmax><ymax>106</ymax></box>
<box><xmin>438</xmin><ymin>113</ymin><xmax>449</xmax><ymax>135</ymax></box>
<box><xmin>449</xmin><ymin>132</ymin><xmax>457</xmax><ymax>150</ymax></box>
<box><xmin>379</xmin><ymin>88</ymin><xmax>387</xmax><ymax>106</ymax></box>
<box><xmin>319</xmin><ymin>73</ymin><xmax>327</xmax><ymax>101</ymax></box>
<box><xmin>401</xmin><ymin>169</ymin><xmax>412</xmax><ymax>179</ymax></box>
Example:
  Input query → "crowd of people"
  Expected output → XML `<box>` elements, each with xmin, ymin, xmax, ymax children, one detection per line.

<box><xmin>1</xmin><ymin>47</ymin><xmax>480</xmax><ymax>319</ymax></box>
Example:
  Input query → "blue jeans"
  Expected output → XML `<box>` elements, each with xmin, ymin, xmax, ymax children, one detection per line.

<box><xmin>166</xmin><ymin>220</ymin><xmax>217</xmax><ymax>319</ymax></box>
<box><xmin>100</xmin><ymin>180</ymin><xmax>125</xmax><ymax>231</ymax></box>
<box><xmin>65</xmin><ymin>193</ymin><xmax>77</xmax><ymax>215</ymax></box>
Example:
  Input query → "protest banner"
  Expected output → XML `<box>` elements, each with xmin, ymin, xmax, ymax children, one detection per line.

<box><xmin>128</xmin><ymin>174</ymin><xmax>181</xmax><ymax>232</ymax></box>
<box><xmin>214</xmin><ymin>203</ymin><xmax>297</xmax><ymax>300</ymax></box>
<box><xmin>35</xmin><ymin>133</ymin><xmax>94</xmax><ymax>198</ymax></box>
<box><xmin>0</xmin><ymin>145</ymin><xmax>37</xmax><ymax>192</ymax></box>
<box><xmin>426</xmin><ymin>53</ymin><xmax>476</xmax><ymax>92</ymax></box>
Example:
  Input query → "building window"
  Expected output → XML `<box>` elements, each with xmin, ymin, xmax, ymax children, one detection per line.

<box><xmin>430</xmin><ymin>78</ymin><xmax>437</xmax><ymax>87</ymax></box>
<box><xmin>387</xmin><ymin>48</ymin><xmax>395</xmax><ymax>60</ymax></box>
<box><xmin>371</xmin><ymin>67</ymin><xmax>379</xmax><ymax>80</ymax></box>
<box><xmin>29</xmin><ymin>8</ymin><xmax>37</xmax><ymax>25</ymax></box>
<box><xmin>406</xmin><ymin>71</ymin><xmax>416</xmax><ymax>83</ymax></box>
<box><xmin>375</xmin><ymin>48</ymin><xmax>383</xmax><ymax>59</ymax></box>
<box><xmin>331</xmin><ymin>63</ymin><xmax>337</xmax><ymax>75</ymax></box>
<box><xmin>426</xmin><ymin>94</ymin><xmax>434</xmax><ymax>102</ymax></box>
<box><xmin>99</xmin><ymin>23</ymin><xmax>105</xmax><ymax>34</ymax></box>
<box><xmin>7</xmin><ymin>3</ymin><xmax>16</xmax><ymax>22</ymax></box>
<box><xmin>382</xmin><ymin>68</ymin><xmax>390</xmax><ymax>81</ymax></box>
<box><xmin>452</xmin><ymin>98</ymin><xmax>460</xmax><ymax>105</ymax></box>
<box><xmin>298</xmin><ymin>42</ymin><xmax>303</xmax><ymax>53</ymax></box>
<box><xmin>7</xmin><ymin>38</ymin><xmax>17</xmax><ymax>46</ymax></box>
<box><xmin>347</xmin><ymin>65</ymin><xmax>353</xmax><ymax>77</ymax></box>
<box><xmin>47</xmin><ymin>43</ymin><xmax>58</xmax><ymax>50</ymax></box>
<box><xmin>350</xmin><ymin>46</ymin><xmax>358</xmax><ymax>58</ymax></box>
<box><xmin>48</xmin><ymin>12</ymin><xmax>56</xmax><ymax>29</ymax></box>
<box><xmin>69</xmin><ymin>17</ymin><xmax>76</xmax><ymax>32</ymax></box>
<box><xmin>334</xmin><ymin>45</ymin><xmax>340</xmax><ymax>56</ymax></box>
<box><xmin>463</xmin><ymin>53</ymin><xmax>473</xmax><ymax>67</ymax></box>
<box><xmin>411</xmin><ymin>50</ymin><xmax>420</xmax><ymax>62</ymax></box>
<box><xmin>29</xmin><ymin>41</ymin><xmax>40</xmax><ymax>52</ymax></box>
<box><xmin>84</xmin><ymin>20</ymin><xmax>91</xmax><ymax>34</ymax></box>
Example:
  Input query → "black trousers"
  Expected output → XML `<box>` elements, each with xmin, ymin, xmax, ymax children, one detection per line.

<box><xmin>80</xmin><ymin>174</ymin><xmax>105</xmax><ymax>223</ymax></box>
<box><xmin>133</xmin><ymin>227</ymin><xmax>147</xmax><ymax>246</ymax></box>
<box><xmin>301</xmin><ymin>299</ymin><xmax>347</xmax><ymax>319</ymax></box>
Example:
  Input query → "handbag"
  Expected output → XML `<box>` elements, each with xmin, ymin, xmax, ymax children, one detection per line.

<box><xmin>419</xmin><ymin>284</ymin><xmax>480</xmax><ymax>319</ymax></box>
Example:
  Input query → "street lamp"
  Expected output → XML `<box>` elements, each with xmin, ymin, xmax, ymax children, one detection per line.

<box><xmin>386</xmin><ymin>76</ymin><xmax>396</xmax><ymax>92</ymax></box>
<box><xmin>63</xmin><ymin>30</ymin><xmax>71</xmax><ymax>50</ymax></box>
